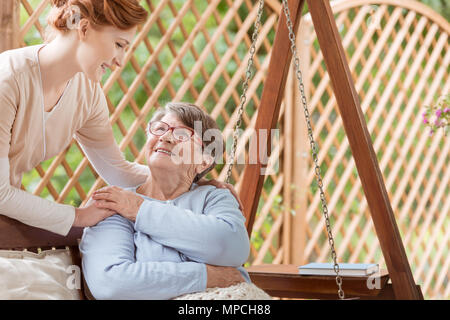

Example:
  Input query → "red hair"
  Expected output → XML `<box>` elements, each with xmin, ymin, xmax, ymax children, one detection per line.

<box><xmin>47</xmin><ymin>0</ymin><xmax>148</xmax><ymax>34</ymax></box>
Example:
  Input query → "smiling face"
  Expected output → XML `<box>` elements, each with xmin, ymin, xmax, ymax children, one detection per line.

<box><xmin>145</xmin><ymin>113</ymin><xmax>212</xmax><ymax>183</ymax></box>
<box><xmin>76</xmin><ymin>20</ymin><xmax>136</xmax><ymax>82</ymax></box>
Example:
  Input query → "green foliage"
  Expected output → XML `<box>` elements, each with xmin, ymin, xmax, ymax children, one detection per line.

<box><xmin>419</xmin><ymin>0</ymin><xmax>450</xmax><ymax>21</ymax></box>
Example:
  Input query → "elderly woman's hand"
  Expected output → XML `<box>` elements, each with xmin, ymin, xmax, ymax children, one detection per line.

<box><xmin>92</xmin><ymin>186</ymin><xmax>144</xmax><ymax>222</ymax></box>
<box><xmin>205</xmin><ymin>265</ymin><xmax>245</xmax><ymax>288</ymax></box>
<box><xmin>197</xmin><ymin>179</ymin><xmax>244</xmax><ymax>211</ymax></box>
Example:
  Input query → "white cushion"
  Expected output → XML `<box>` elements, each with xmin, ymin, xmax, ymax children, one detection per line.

<box><xmin>0</xmin><ymin>249</ymin><xmax>80</xmax><ymax>300</ymax></box>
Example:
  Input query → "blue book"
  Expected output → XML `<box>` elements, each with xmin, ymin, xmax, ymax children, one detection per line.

<box><xmin>298</xmin><ymin>263</ymin><xmax>379</xmax><ymax>277</ymax></box>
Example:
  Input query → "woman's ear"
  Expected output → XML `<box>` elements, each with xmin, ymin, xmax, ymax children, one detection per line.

<box><xmin>77</xmin><ymin>18</ymin><xmax>90</xmax><ymax>40</ymax></box>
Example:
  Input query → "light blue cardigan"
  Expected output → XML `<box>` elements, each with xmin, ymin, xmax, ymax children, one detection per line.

<box><xmin>79</xmin><ymin>183</ymin><xmax>251</xmax><ymax>300</ymax></box>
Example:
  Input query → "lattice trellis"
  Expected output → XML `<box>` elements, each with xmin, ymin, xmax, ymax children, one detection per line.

<box><xmin>13</xmin><ymin>0</ymin><xmax>449</xmax><ymax>299</ymax></box>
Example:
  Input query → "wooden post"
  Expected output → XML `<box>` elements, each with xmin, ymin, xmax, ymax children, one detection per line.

<box><xmin>0</xmin><ymin>0</ymin><xmax>20</xmax><ymax>53</ymax></box>
<box><xmin>240</xmin><ymin>0</ymin><xmax>306</xmax><ymax>237</ymax></box>
<box><xmin>289</xmin><ymin>17</ymin><xmax>313</xmax><ymax>265</ymax></box>
<box><xmin>282</xmin><ymin>62</ymin><xmax>294</xmax><ymax>264</ymax></box>
<box><xmin>306</xmin><ymin>0</ymin><xmax>421</xmax><ymax>299</ymax></box>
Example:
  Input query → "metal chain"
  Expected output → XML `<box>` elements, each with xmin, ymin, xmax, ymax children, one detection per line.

<box><xmin>226</xmin><ymin>0</ymin><xmax>265</xmax><ymax>184</ymax></box>
<box><xmin>281</xmin><ymin>0</ymin><xmax>345</xmax><ymax>299</ymax></box>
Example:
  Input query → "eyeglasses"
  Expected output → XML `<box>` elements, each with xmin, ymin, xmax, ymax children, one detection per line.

<box><xmin>148</xmin><ymin>120</ymin><xmax>202</xmax><ymax>145</ymax></box>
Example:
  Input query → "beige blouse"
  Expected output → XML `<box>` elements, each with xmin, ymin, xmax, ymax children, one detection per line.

<box><xmin>0</xmin><ymin>44</ymin><xmax>149</xmax><ymax>236</ymax></box>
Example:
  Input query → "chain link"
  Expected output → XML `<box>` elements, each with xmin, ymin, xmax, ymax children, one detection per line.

<box><xmin>281</xmin><ymin>0</ymin><xmax>345</xmax><ymax>299</ymax></box>
<box><xmin>226</xmin><ymin>0</ymin><xmax>265</xmax><ymax>184</ymax></box>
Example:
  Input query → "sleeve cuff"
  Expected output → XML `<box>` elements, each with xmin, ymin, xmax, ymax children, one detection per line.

<box><xmin>200</xmin><ymin>263</ymin><xmax>207</xmax><ymax>291</ymax></box>
<box><xmin>46</xmin><ymin>204</ymin><xmax>76</xmax><ymax>236</ymax></box>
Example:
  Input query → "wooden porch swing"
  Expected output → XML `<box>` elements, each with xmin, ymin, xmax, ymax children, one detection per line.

<box><xmin>0</xmin><ymin>0</ymin><xmax>423</xmax><ymax>300</ymax></box>
<box><xmin>241</xmin><ymin>0</ymin><xmax>423</xmax><ymax>300</ymax></box>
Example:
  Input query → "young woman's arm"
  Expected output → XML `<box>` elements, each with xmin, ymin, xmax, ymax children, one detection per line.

<box><xmin>0</xmin><ymin>71</ymin><xmax>114</xmax><ymax>234</ymax></box>
<box><xmin>74</xmin><ymin>83</ymin><xmax>149</xmax><ymax>188</ymax></box>
<box><xmin>0</xmin><ymin>72</ymin><xmax>75</xmax><ymax>235</ymax></box>
<box><xmin>0</xmin><ymin>159</ymin><xmax>75</xmax><ymax>235</ymax></box>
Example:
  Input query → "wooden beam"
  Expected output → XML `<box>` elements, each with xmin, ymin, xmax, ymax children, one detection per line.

<box><xmin>0</xmin><ymin>0</ymin><xmax>20</xmax><ymax>53</ymax></box>
<box><xmin>0</xmin><ymin>215</ymin><xmax>83</xmax><ymax>249</ymax></box>
<box><xmin>306</xmin><ymin>0</ymin><xmax>421</xmax><ymax>299</ymax></box>
<box><xmin>240</xmin><ymin>0</ymin><xmax>306</xmax><ymax>236</ymax></box>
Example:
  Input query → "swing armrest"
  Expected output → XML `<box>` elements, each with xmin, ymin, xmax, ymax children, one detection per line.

<box><xmin>0</xmin><ymin>215</ymin><xmax>83</xmax><ymax>250</ymax></box>
<box><xmin>246</xmin><ymin>264</ymin><xmax>392</xmax><ymax>299</ymax></box>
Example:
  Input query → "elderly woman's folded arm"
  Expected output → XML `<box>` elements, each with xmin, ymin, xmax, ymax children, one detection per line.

<box><xmin>80</xmin><ymin>214</ymin><xmax>207</xmax><ymax>300</ymax></box>
<box><xmin>133</xmin><ymin>188</ymin><xmax>250</xmax><ymax>267</ymax></box>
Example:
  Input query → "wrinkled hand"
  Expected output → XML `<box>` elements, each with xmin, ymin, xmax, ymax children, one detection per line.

<box><xmin>92</xmin><ymin>186</ymin><xmax>144</xmax><ymax>222</ymax></box>
<box><xmin>197</xmin><ymin>179</ymin><xmax>244</xmax><ymax>211</ymax></box>
<box><xmin>205</xmin><ymin>264</ymin><xmax>245</xmax><ymax>288</ymax></box>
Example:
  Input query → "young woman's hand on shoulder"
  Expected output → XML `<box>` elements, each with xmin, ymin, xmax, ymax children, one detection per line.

<box><xmin>73</xmin><ymin>198</ymin><xmax>116</xmax><ymax>227</ymax></box>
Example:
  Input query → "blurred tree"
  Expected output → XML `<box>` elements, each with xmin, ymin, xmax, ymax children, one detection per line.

<box><xmin>419</xmin><ymin>0</ymin><xmax>450</xmax><ymax>21</ymax></box>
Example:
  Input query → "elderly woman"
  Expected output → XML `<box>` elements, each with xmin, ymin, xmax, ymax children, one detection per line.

<box><xmin>80</xmin><ymin>103</ymin><xmax>255</xmax><ymax>300</ymax></box>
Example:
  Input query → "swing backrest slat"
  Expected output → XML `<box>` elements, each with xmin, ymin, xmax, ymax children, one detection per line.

<box><xmin>0</xmin><ymin>215</ymin><xmax>82</xmax><ymax>250</ymax></box>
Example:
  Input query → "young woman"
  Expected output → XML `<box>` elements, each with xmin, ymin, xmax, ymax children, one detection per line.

<box><xmin>0</xmin><ymin>0</ymin><xmax>241</xmax><ymax>237</ymax></box>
